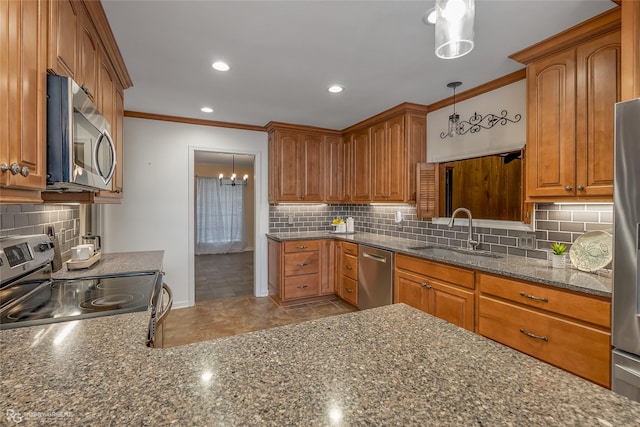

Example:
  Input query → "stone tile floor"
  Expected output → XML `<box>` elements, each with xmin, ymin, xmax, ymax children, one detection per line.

<box><xmin>162</xmin><ymin>296</ymin><xmax>357</xmax><ymax>348</ymax></box>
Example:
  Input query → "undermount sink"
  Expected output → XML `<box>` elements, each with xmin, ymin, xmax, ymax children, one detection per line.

<box><xmin>407</xmin><ymin>245</ymin><xmax>503</xmax><ymax>259</ymax></box>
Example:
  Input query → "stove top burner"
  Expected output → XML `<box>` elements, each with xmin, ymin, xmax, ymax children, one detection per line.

<box><xmin>80</xmin><ymin>292</ymin><xmax>145</xmax><ymax>310</ymax></box>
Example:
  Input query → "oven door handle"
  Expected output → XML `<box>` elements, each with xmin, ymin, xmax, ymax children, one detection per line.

<box><xmin>147</xmin><ymin>282</ymin><xmax>173</xmax><ymax>348</ymax></box>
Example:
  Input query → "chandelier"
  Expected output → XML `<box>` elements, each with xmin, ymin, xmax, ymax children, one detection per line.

<box><xmin>219</xmin><ymin>155</ymin><xmax>248</xmax><ymax>186</ymax></box>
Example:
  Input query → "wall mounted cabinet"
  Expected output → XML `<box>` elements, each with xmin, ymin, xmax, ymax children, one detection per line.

<box><xmin>511</xmin><ymin>9</ymin><xmax>621</xmax><ymax>202</ymax></box>
<box><xmin>1</xmin><ymin>0</ymin><xmax>48</xmax><ymax>203</ymax></box>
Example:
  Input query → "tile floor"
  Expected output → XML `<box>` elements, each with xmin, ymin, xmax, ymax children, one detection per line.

<box><xmin>162</xmin><ymin>296</ymin><xmax>357</xmax><ymax>348</ymax></box>
<box><xmin>195</xmin><ymin>251</ymin><xmax>254</xmax><ymax>302</ymax></box>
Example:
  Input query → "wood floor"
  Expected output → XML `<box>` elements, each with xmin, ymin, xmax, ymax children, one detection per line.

<box><xmin>163</xmin><ymin>251</ymin><xmax>357</xmax><ymax>347</ymax></box>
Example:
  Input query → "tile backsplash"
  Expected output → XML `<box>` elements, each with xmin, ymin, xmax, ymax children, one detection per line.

<box><xmin>1</xmin><ymin>204</ymin><xmax>81</xmax><ymax>260</ymax></box>
<box><xmin>269</xmin><ymin>202</ymin><xmax>613</xmax><ymax>261</ymax></box>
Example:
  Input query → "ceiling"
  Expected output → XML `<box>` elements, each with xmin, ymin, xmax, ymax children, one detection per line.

<box><xmin>102</xmin><ymin>0</ymin><xmax>615</xmax><ymax>131</ymax></box>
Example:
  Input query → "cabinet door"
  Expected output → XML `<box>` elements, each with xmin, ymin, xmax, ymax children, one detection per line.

<box><xmin>300</xmin><ymin>134</ymin><xmax>324</xmax><ymax>201</ymax></box>
<box><xmin>406</xmin><ymin>114</ymin><xmax>426</xmax><ymax>202</ymax></box>
<box><xmin>47</xmin><ymin>0</ymin><xmax>78</xmax><ymax>78</ymax></box>
<box><xmin>77</xmin><ymin>3</ymin><xmax>98</xmax><ymax>100</ymax></box>
<box><xmin>267</xmin><ymin>239</ymin><xmax>281</xmax><ymax>297</ymax></box>
<box><xmin>342</xmin><ymin>134</ymin><xmax>353</xmax><ymax>202</ymax></box>
<box><xmin>394</xmin><ymin>270</ymin><xmax>428</xmax><ymax>312</ymax></box>
<box><xmin>575</xmin><ymin>30</ymin><xmax>620</xmax><ymax>198</ymax></box>
<box><xmin>386</xmin><ymin>115</ymin><xmax>405</xmax><ymax>201</ymax></box>
<box><xmin>371</xmin><ymin>121</ymin><xmax>388</xmax><ymax>201</ymax></box>
<box><xmin>268</xmin><ymin>132</ymin><xmax>277</xmax><ymax>203</ymax></box>
<box><xmin>320</xmin><ymin>239</ymin><xmax>336</xmax><ymax>295</ymax></box>
<box><xmin>526</xmin><ymin>49</ymin><xmax>576</xmax><ymax>199</ymax></box>
<box><xmin>430</xmin><ymin>278</ymin><xmax>475</xmax><ymax>332</ymax></box>
<box><xmin>1</xmin><ymin>0</ymin><xmax>47</xmax><ymax>196</ymax></box>
<box><xmin>341</xmin><ymin>276</ymin><xmax>358</xmax><ymax>306</ymax></box>
<box><xmin>276</xmin><ymin>131</ymin><xmax>301</xmax><ymax>201</ymax></box>
<box><xmin>325</xmin><ymin>136</ymin><xmax>343</xmax><ymax>202</ymax></box>
<box><xmin>352</xmin><ymin>127</ymin><xmax>371</xmax><ymax>202</ymax></box>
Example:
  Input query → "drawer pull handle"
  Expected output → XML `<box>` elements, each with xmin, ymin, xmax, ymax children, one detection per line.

<box><xmin>519</xmin><ymin>328</ymin><xmax>548</xmax><ymax>341</ymax></box>
<box><xmin>296</xmin><ymin>263</ymin><xmax>308</xmax><ymax>267</ymax></box>
<box><xmin>296</xmin><ymin>245</ymin><xmax>307</xmax><ymax>249</ymax></box>
<box><xmin>346</xmin><ymin>265</ymin><xmax>353</xmax><ymax>270</ymax></box>
<box><xmin>421</xmin><ymin>282</ymin><xmax>432</xmax><ymax>289</ymax></box>
<box><xmin>346</xmin><ymin>288</ymin><xmax>354</xmax><ymax>293</ymax></box>
<box><xmin>296</xmin><ymin>285</ymin><xmax>308</xmax><ymax>289</ymax></box>
<box><xmin>519</xmin><ymin>292</ymin><xmax>548</xmax><ymax>302</ymax></box>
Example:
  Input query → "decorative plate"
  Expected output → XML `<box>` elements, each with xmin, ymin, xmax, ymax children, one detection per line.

<box><xmin>569</xmin><ymin>231</ymin><xmax>613</xmax><ymax>272</ymax></box>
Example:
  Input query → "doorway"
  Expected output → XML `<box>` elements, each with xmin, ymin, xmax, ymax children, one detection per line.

<box><xmin>194</xmin><ymin>151</ymin><xmax>255</xmax><ymax>302</ymax></box>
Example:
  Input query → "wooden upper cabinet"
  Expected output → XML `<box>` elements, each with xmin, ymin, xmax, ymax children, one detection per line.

<box><xmin>342</xmin><ymin>134</ymin><xmax>353</xmax><ymax>202</ymax></box>
<box><xmin>325</xmin><ymin>135</ymin><xmax>344</xmax><ymax>202</ymax></box>
<box><xmin>77</xmin><ymin>3</ymin><xmax>98</xmax><ymax>100</ymax></box>
<box><xmin>575</xmin><ymin>31</ymin><xmax>620</xmax><ymax>197</ymax></box>
<box><xmin>47</xmin><ymin>0</ymin><xmax>79</xmax><ymax>78</ymax></box>
<box><xmin>0</xmin><ymin>0</ymin><xmax>47</xmax><ymax>202</ymax></box>
<box><xmin>352</xmin><ymin>127</ymin><xmax>371</xmax><ymax>202</ymax></box>
<box><xmin>526</xmin><ymin>49</ymin><xmax>577</xmax><ymax>198</ymax></box>
<box><xmin>511</xmin><ymin>8</ymin><xmax>621</xmax><ymax>202</ymax></box>
<box><xmin>372</xmin><ymin>115</ymin><xmax>405</xmax><ymax>202</ymax></box>
<box><xmin>267</xmin><ymin>125</ymin><xmax>329</xmax><ymax>203</ymax></box>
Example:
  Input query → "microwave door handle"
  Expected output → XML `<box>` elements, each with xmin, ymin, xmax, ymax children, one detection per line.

<box><xmin>94</xmin><ymin>130</ymin><xmax>116</xmax><ymax>184</ymax></box>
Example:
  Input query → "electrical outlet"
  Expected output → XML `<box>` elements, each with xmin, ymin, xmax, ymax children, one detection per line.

<box><xmin>287</xmin><ymin>216</ymin><xmax>294</xmax><ymax>225</ymax></box>
<box><xmin>518</xmin><ymin>235</ymin><xmax>536</xmax><ymax>250</ymax></box>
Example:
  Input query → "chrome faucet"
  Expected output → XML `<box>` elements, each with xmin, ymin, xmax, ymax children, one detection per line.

<box><xmin>447</xmin><ymin>207</ymin><xmax>479</xmax><ymax>250</ymax></box>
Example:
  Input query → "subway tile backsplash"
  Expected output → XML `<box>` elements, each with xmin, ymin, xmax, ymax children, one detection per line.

<box><xmin>269</xmin><ymin>202</ymin><xmax>613</xmax><ymax>261</ymax></box>
<box><xmin>1</xmin><ymin>204</ymin><xmax>81</xmax><ymax>260</ymax></box>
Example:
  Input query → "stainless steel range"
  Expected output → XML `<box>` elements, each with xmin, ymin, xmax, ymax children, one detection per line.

<box><xmin>0</xmin><ymin>235</ymin><xmax>166</xmax><ymax>345</ymax></box>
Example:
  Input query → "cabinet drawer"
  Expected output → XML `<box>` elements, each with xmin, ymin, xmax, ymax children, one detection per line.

<box><xmin>342</xmin><ymin>254</ymin><xmax>358</xmax><ymax>280</ymax></box>
<box><xmin>284</xmin><ymin>252</ymin><xmax>319</xmax><ymax>276</ymax></box>
<box><xmin>396</xmin><ymin>254</ymin><xmax>474</xmax><ymax>289</ymax></box>
<box><xmin>478</xmin><ymin>296</ymin><xmax>611</xmax><ymax>387</ymax></box>
<box><xmin>284</xmin><ymin>240</ymin><xmax>320</xmax><ymax>253</ymax></box>
<box><xmin>342</xmin><ymin>242</ymin><xmax>358</xmax><ymax>256</ymax></box>
<box><xmin>283</xmin><ymin>274</ymin><xmax>320</xmax><ymax>300</ymax></box>
<box><xmin>478</xmin><ymin>273</ymin><xmax>610</xmax><ymax>328</ymax></box>
<box><xmin>341</xmin><ymin>276</ymin><xmax>358</xmax><ymax>306</ymax></box>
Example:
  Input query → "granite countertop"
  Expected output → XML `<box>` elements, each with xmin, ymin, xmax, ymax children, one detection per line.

<box><xmin>267</xmin><ymin>232</ymin><xmax>612</xmax><ymax>298</ymax></box>
<box><xmin>1</xmin><ymin>304</ymin><xmax>638</xmax><ymax>426</ymax></box>
<box><xmin>51</xmin><ymin>250</ymin><xmax>164</xmax><ymax>280</ymax></box>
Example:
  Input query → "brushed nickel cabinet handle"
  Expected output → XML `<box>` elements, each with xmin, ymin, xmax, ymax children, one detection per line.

<box><xmin>577</xmin><ymin>185</ymin><xmax>585</xmax><ymax>191</ymax></box>
<box><xmin>346</xmin><ymin>264</ymin><xmax>353</xmax><ymax>270</ymax></box>
<box><xmin>564</xmin><ymin>185</ymin><xmax>573</xmax><ymax>191</ymax></box>
<box><xmin>20</xmin><ymin>166</ymin><xmax>29</xmax><ymax>177</ymax></box>
<box><xmin>346</xmin><ymin>288</ymin><xmax>354</xmax><ymax>293</ymax></box>
<box><xmin>519</xmin><ymin>328</ymin><xmax>548</xmax><ymax>341</ymax></box>
<box><xmin>421</xmin><ymin>283</ymin><xmax>432</xmax><ymax>289</ymax></box>
<box><xmin>296</xmin><ymin>285</ymin><xmax>308</xmax><ymax>289</ymax></box>
<box><xmin>296</xmin><ymin>245</ymin><xmax>307</xmax><ymax>249</ymax></box>
<box><xmin>519</xmin><ymin>292</ymin><xmax>548</xmax><ymax>302</ymax></box>
<box><xmin>296</xmin><ymin>263</ymin><xmax>308</xmax><ymax>267</ymax></box>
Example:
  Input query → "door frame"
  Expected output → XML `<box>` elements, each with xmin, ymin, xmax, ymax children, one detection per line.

<box><xmin>187</xmin><ymin>146</ymin><xmax>269</xmax><ymax>306</ymax></box>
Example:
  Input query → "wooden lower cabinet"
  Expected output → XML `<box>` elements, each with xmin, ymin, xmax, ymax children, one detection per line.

<box><xmin>338</xmin><ymin>242</ymin><xmax>359</xmax><ymax>307</ymax></box>
<box><xmin>268</xmin><ymin>238</ymin><xmax>336</xmax><ymax>305</ymax></box>
<box><xmin>477</xmin><ymin>272</ymin><xmax>611</xmax><ymax>388</ymax></box>
<box><xmin>394</xmin><ymin>254</ymin><xmax>475</xmax><ymax>331</ymax></box>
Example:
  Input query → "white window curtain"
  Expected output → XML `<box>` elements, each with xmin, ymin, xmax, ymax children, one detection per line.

<box><xmin>196</xmin><ymin>177</ymin><xmax>247</xmax><ymax>255</ymax></box>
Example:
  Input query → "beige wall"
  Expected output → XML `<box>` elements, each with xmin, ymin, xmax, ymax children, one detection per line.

<box><xmin>194</xmin><ymin>162</ymin><xmax>255</xmax><ymax>249</ymax></box>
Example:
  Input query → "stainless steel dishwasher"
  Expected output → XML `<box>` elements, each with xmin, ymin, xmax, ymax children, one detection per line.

<box><xmin>358</xmin><ymin>245</ymin><xmax>394</xmax><ymax>310</ymax></box>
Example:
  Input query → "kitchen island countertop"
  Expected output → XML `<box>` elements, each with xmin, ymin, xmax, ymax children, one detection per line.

<box><xmin>267</xmin><ymin>231</ymin><xmax>612</xmax><ymax>298</ymax></box>
<box><xmin>51</xmin><ymin>250</ymin><xmax>164</xmax><ymax>280</ymax></box>
<box><xmin>1</xmin><ymin>304</ymin><xmax>639</xmax><ymax>426</ymax></box>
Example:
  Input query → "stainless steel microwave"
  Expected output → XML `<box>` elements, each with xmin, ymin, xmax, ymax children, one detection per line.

<box><xmin>46</xmin><ymin>75</ymin><xmax>116</xmax><ymax>192</ymax></box>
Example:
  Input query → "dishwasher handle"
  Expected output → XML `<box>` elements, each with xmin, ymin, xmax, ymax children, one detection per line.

<box><xmin>362</xmin><ymin>252</ymin><xmax>388</xmax><ymax>263</ymax></box>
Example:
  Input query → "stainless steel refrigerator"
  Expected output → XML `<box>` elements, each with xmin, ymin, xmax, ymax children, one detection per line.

<box><xmin>612</xmin><ymin>97</ymin><xmax>640</xmax><ymax>401</ymax></box>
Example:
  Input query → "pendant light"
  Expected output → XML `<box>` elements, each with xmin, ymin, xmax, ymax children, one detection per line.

<box><xmin>446</xmin><ymin>81</ymin><xmax>462</xmax><ymax>137</ymax></box>
<box><xmin>435</xmin><ymin>0</ymin><xmax>475</xmax><ymax>59</ymax></box>
<box><xmin>219</xmin><ymin>155</ymin><xmax>248</xmax><ymax>186</ymax></box>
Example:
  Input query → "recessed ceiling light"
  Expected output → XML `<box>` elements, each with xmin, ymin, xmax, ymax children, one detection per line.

<box><xmin>328</xmin><ymin>85</ymin><xmax>344</xmax><ymax>93</ymax></box>
<box><xmin>212</xmin><ymin>61</ymin><xmax>230</xmax><ymax>71</ymax></box>
<box><xmin>423</xmin><ymin>8</ymin><xmax>436</xmax><ymax>25</ymax></box>
<box><xmin>201</xmin><ymin>107</ymin><xmax>213</xmax><ymax>113</ymax></box>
